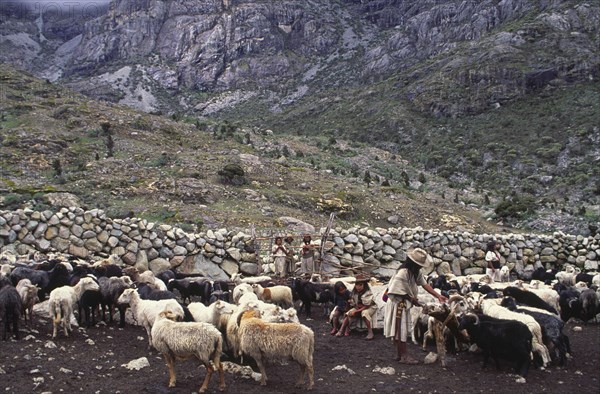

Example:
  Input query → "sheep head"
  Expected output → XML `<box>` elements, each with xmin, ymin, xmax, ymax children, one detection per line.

<box><xmin>158</xmin><ymin>310</ymin><xmax>179</xmax><ymax>322</ymax></box>
<box><xmin>236</xmin><ymin>309</ymin><xmax>261</xmax><ymax>326</ymax></box>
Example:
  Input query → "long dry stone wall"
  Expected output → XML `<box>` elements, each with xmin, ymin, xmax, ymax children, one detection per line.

<box><xmin>0</xmin><ymin>208</ymin><xmax>598</xmax><ymax>280</ymax></box>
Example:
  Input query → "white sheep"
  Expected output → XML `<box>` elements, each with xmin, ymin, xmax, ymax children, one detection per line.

<box><xmin>48</xmin><ymin>277</ymin><xmax>100</xmax><ymax>338</ymax></box>
<box><xmin>555</xmin><ymin>271</ymin><xmax>576</xmax><ymax>286</ymax></box>
<box><xmin>231</xmin><ymin>273</ymin><xmax>272</xmax><ymax>285</ymax></box>
<box><xmin>592</xmin><ymin>274</ymin><xmax>599</xmax><ymax>287</ymax></box>
<box><xmin>237</xmin><ymin>309</ymin><xmax>314</xmax><ymax>389</ymax></box>
<box><xmin>16</xmin><ymin>279</ymin><xmax>39</xmax><ymax>326</ymax></box>
<box><xmin>499</xmin><ymin>266</ymin><xmax>510</xmax><ymax>282</ymax></box>
<box><xmin>526</xmin><ymin>288</ymin><xmax>560</xmax><ymax>314</ymax></box>
<box><xmin>138</xmin><ymin>270</ymin><xmax>168</xmax><ymax>291</ymax></box>
<box><xmin>237</xmin><ymin>291</ymin><xmax>259</xmax><ymax>305</ymax></box>
<box><xmin>187</xmin><ymin>300</ymin><xmax>236</xmax><ymax>332</ymax></box>
<box><xmin>251</xmin><ymin>284</ymin><xmax>293</xmax><ymax>309</ymax></box>
<box><xmin>232</xmin><ymin>283</ymin><xmax>255</xmax><ymax>304</ymax></box>
<box><xmin>151</xmin><ymin>310</ymin><xmax>225</xmax><ymax>393</ymax></box>
<box><xmin>481</xmin><ymin>299</ymin><xmax>551</xmax><ymax>367</ymax></box>
<box><xmin>117</xmin><ymin>288</ymin><xmax>184</xmax><ymax>347</ymax></box>
<box><xmin>1</xmin><ymin>264</ymin><xmax>12</xmax><ymax>277</ymax></box>
<box><xmin>225</xmin><ymin>302</ymin><xmax>261</xmax><ymax>358</ymax></box>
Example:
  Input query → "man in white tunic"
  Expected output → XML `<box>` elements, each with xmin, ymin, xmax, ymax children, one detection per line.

<box><xmin>383</xmin><ymin>248</ymin><xmax>447</xmax><ymax>364</ymax></box>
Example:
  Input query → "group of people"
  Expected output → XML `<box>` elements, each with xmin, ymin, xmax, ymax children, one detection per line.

<box><xmin>271</xmin><ymin>234</ymin><xmax>317</xmax><ymax>278</ymax></box>
<box><xmin>329</xmin><ymin>247</ymin><xmax>449</xmax><ymax>364</ymax></box>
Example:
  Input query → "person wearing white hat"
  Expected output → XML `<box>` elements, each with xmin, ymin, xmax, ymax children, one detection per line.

<box><xmin>383</xmin><ymin>248</ymin><xmax>447</xmax><ymax>364</ymax></box>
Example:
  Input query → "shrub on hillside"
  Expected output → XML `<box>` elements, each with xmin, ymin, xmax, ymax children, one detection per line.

<box><xmin>218</xmin><ymin>163</ymin><xmax>247</xmax><ymax>186</ymax></box>
<box><xmin>494</xmin><ymin>195</ymin><xmax>536</xmax><ymax>220</ymax></box>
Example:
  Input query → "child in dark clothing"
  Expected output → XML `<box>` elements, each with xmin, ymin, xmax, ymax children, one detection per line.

<box><xmin>330</xmin><ymin>281</ymin><xmax>351</xmax><ymax>335</ymax></box>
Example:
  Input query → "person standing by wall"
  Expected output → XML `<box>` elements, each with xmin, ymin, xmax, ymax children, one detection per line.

<box><xmin>383</xmin><ymin>248</ymin><xmax>447</xmax><ymax>364</ymax></box>
<box><xmin>485</xmin><ymin>240</ymin><xmax>502</xmax><ymax>283</ymax></box>
<box><xmin>272</xmin><ymin>236</ymin><xmax>288</xmax><ymax>278</ymax></box>
<box><xmin>284</xmin><ymin>235</ymin><xmax>295</xmax><ymax>276</ymax></box>
<box><xmin>300</xmin><ymin>234</ymin><xmax>315</xmax><ymax>275</ymax></box>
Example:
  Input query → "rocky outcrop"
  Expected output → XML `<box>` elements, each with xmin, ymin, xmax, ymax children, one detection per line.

<box><xmin>1</xmin><ymin>208</ymin><xmax>598</xmax><ymax>279</ymax></box>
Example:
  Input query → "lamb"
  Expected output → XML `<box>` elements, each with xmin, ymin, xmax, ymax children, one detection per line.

<box><xmin>48</xmin><ymin>277</ymin><xmax>100</xmax><ymax>338</ymax></box>
<box><xmin>481</xmin><ymin>299</ymin><xmax>551</xmax><ymax>367</ymax></box>
<box><xmin>117</xmin><ymin>288</ymin><xmax>184</xmax><ymax>347</ymax></box>
<box><xmin>458</xmin><ymin>313</ymin><xmax>532</xmax><ymax>382</ymax></box>
<box><xmin>502</xmin><ymin>286</ymin><xmax>558</xmax><ymax>315</ymax></box>
<box><xmin>251</xmin><ymin>284</ymin><xmax>293</xmax><ymax>309</ymax></box>
<box><xmin>151</xmin><ymin>310</ymin><xmax>225</xmax><ymax>393</ymax></box>
<box><xmin>16</xmin><ymin>279</ymin><xmax>39</xmax><ymax>326</ymax></box>
<box><xmin>499</xmin><ymin>266</ymin><xmax>511</xmax><ymax>282</ymax></box>
<box><xmin>0</xmin><ymin>284</ymin><xmax>22</xmax><ymax>340</ymax></box>
<box><xmin>237</xmin><ymin>309</ymin><xmax>314</xmax><ymax>389</ymax></box>
<box><xmin>99</xmin><ymin>276</ymin><xmax>134</xmax><ymax>327</ymax></box>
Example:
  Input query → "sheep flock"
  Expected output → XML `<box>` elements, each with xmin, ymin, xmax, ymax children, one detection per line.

<box><xmin>0</xmin><ymin>251</ymin><xmax>599</xmax><ymax>392</ymax></box>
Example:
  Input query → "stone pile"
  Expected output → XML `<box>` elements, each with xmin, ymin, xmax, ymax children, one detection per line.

<box><xmin>0</xmin><ymin>208</ymin><xmax>598</xmax><ymax>279</ymax></box>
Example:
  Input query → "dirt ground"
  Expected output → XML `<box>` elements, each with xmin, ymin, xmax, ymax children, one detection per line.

<box><xmin>0</xmin><ymin>304</ymin><xmax>598</xmax><ymax>394</ymax></box>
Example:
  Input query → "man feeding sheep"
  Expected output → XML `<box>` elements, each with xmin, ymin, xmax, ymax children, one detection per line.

<box><xmin>383</xmin><ymin>248</ymin><xmax>447</xmax><ymax>364</ymax></box>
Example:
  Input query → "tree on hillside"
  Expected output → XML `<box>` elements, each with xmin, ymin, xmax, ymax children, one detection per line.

<box><xmin>401</xmin><ymin>170</ymin><xmax>410</xmax><ymax>187</ymax></box>
<box><xmin>101</xmin><ymin>121</ymin><xmax>114</xmax><ymax>158</ymax></box>
<box><xmin>364</xmin><ymin>170</ymin><xmax>372</xmax><ymax>187</ymax></box>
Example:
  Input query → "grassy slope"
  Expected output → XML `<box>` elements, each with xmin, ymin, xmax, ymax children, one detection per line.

<box><xmin>1</xmin><ymin>64</ymin><xmax>510</xmax><ymax>234</ymax></box>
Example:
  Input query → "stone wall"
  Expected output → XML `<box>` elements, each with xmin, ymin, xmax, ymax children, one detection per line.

<box><xmin>1</xmin><ymin>208</ymin><xmax>598</xmax><ymax>280</ymax></box>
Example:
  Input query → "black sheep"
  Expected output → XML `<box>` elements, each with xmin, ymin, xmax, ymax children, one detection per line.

<box><xmin>579</xmin><ymin>289</ymin><xmax>599</xmax><ymax>323</ymax></box>
<box><xmin>10</xmin><ymin>263</ymin><xmax>70</xmax><ymax>300</ymax></box>
<box><xmin>167</xmin><ymin>277</ymin><xmax>211</xmax><ymax>305</ymax></box>
<box><xmin>458</xmin><ymin>313</ymin><xmax>532</xmax><ymax>380</ymax></box>
<box><xmin>136</xmin><ymin>282</ymin><xmax>177</xmax><ymax>300</ymax></box>
<box><xmin>78</xmin><ymin>289</ymin><xmax>102</xmax><ymax>328</ymax></box>
<box><xmin>470</xmin><ymin>282</ymin><xmax>498</xmax><ymax>298</ymax></box>
<box><xmin>501</xmin><ymin>296</ymin><xmax>571</xmax><ymax>366</ymax></box>
<box><xmin>575</xmin><ymin>273</ymin><xmax>595</xmax><ymax>287</ymax></box>
<box><xmin>0</xmin><ymin>285</ymin><xmax>23</xmax><ymax>340</ymax></box>
<box><xmin>156</xmin><ymin>269</ymin><xmax>176</xmax><ymax>287</ymax></box>
<box><xmin>99</xmin><ymin>276</ymin><xmax>133</xmax><ymax>327</ymax></box>
<box><xmin>290</xmin><ymin>278</ymin><xmax>333</xmax><ymax>318</ymax></box>
<box><xmin>531</xmin><ymin>267</ymin><xmax>557</xmax><ymax>284</ymax></box>
<box><xmin>502</xmin><ymin>286</ymin><xmax>558</xmax><ymax>314</ymax></box>
<box><xmin>558</xmin><ymin>288</ymin><xmax>583</xmax><ymax>323</ymax></box>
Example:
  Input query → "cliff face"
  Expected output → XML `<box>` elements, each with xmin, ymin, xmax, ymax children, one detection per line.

<box><xmin>2</xmin><ymin>0</ymin><xmax>598</xmax><ymax>114</ymax></box>
<box><xmin>67</xmin><ymin>0</ymin><xmax>344</xmax><ymax>91</ymax></box>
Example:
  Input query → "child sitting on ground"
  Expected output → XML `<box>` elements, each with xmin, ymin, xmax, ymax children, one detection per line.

<box><xmin>330</xmin><ymin>281</ymin><xmax>351</xmax><ymax>335</ymax></box>
<box><xmin>335</xmin><ymin>274</ymin><xmax>377</xmax><ymax>340</ymax></box>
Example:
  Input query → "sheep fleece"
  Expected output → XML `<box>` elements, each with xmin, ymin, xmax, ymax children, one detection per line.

<box><xmin>238</xmin><ymin>316</ymin><xmax>314</xmax><ymax>388</ymax></box>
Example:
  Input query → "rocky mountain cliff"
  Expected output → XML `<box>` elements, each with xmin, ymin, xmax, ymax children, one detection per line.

<box><xmin>1</xmin><ymin>0</ymin><xmax>599</xmax><ymax>234</ymax></box>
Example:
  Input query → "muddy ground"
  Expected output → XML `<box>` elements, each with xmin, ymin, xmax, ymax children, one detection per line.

<box><xmin>0</xmin><ymin>304</ymin><xmax>598</xmax><ymax>394</ymax></box>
